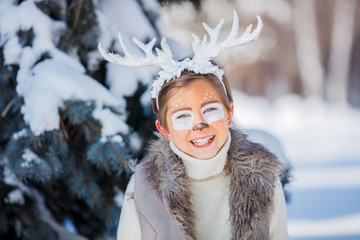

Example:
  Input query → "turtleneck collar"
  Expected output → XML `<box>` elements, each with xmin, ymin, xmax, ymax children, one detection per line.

<box><xmin>169</xmin><ymin>130</ymin><xmax>231</xmax><ymax>180</ymax></box>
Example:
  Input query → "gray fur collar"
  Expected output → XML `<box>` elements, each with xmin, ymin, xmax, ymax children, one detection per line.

<box><xmin>139</xmin><ymin>128</ymin><xmax>280</xmax><ymax>240</ymax></box>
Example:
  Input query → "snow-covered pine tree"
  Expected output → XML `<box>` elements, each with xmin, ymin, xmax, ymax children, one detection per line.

<box><xmin>0</xmin><ymin>0</ymin><xmax>191</xmax><ymax>238</ymax></box>
<box><xmin>1</xmin><ymin>0</ymin><xmax>291</xmax><ymax>239</ymax></box>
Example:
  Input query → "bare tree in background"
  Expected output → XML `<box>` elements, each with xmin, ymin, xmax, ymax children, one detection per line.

<box><xmin>293</xmin><ymin>0</ymin><xmax>324</xmax><ymax>98</ymax></box>
<box><xmin>159</xmin><ymin>0</ymin><xmax>360</xmax><ymax>107</ymax></box>
<box><xmin>326</xmin><ymin>0</ymin><xmax>356</xmax><ymax>103</ymax></box>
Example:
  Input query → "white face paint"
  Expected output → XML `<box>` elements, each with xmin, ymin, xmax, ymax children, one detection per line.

<box><xmin>171</xmin><ymin>102</ymin><xmax>225</xmax><ymax>131</ymax></box>
<box><xmin>171</xmin><ymin>110</ymin><xmax>194</xmax><ymax>131</ymax></box>
<box><xmin>201</xmin><ymin>102</ymin><xmax>225</xmax><ymax>124</ymax></box>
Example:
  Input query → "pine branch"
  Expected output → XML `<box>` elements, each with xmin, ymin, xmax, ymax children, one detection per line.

<box><xmin>109</xmin><ymin>142</ymin><xmax>129</xmax><ymax>170</ymax></box>
<box><xmin>59</xmin><ymin>115</ymin><xmax>69</xmax><ymax>140</ymax></box>
<box><xmin>34</xmin><ymin>163</ymin><xmax>47</xmax><ymax>179</ymax></box>
<box><xmin>84</xmin><ymin>119</ymin><xmax>101</xmax><ymax>135</ymax></box>
<box><xmin>44</xmin><ymin>154</ymin><xmax>55</xmax><ymax>173</ymax></box>
<box><xmin>158</xmin><ymin>0</ymin><xmax>202</xmax><ymax>10</ymax></box>
<box><xmin>82</xmin><ymin>171</ymin><xmax>100</xmax><ymax>205</ymax></box>
<box><xmin>136</xmin><ymin>0</ymin><xmax>161</xmax><ymax>39</ymax></box>
<box><xmin>1</xmin><ymin>98</ymin><xmax>16</xmax><ymax>118</ymax></box>
<box><xmin>66</xmin><ymin>0</ymin><xmax>85</xmax><ymax>42</ymax></box>
<box><xmin>102</xmin><ymin>157</ymin><xmax>111</xmax><ymax>174</ymax></box>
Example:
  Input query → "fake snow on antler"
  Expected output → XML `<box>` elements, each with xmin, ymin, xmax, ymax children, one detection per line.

<box><xmin>98</xmin><ymin>33</ymin><xmax>173</xmax><ymax>67</ymax></box>
<box><xmin>192</xmin><ymin>10</ymin><xmax>263</xmax><ymax>62</ymax></box>
<box><xmin>98</xmin><ymin>10</ymin><xmax>263</xmax><ymax>110</ymax></box>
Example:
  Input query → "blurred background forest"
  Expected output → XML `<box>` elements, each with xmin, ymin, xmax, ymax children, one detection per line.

<box><xmin>160</xmin><ymin>0</ymin><xmax>360</xmax><ymax>107</ymax></box>
<box><xmin>0</xmin><ymin>0</ymin><xmax>359</xmax><ymax>240</ymax></box>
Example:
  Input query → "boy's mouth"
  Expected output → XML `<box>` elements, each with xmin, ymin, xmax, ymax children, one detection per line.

<box><xmin>190</xmin><ymin>135</ymin><xmax>215</xmax><ymax>147</ymax></box>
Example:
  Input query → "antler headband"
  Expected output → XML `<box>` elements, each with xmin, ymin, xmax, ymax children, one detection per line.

<box><xmin>98</xmin><ymin>10</ymin><xmax>263</xmax><ymax>110</ymax></box>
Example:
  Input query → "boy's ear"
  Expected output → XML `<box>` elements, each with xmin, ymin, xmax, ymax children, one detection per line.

<box><xmin>155</xmin><ymin>119</ymin><xmax>171</xmax><ymax>141</ymax></box>
<box><xmin>227</xmin><ymin>102</ymin><xmax>234</xmax><ymax>126</ymax></box>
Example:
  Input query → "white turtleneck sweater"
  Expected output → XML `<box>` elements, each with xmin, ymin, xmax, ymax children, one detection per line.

<box><xmin>117</xmin><ymin>133</ymin><xmax>289</xmax><ymax>240</ymax></box>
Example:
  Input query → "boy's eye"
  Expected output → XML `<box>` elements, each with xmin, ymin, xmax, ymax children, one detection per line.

<box><xmin>203</xmin><ymin>107</ymin><xmax>217</xmax><ymax>114</ymax></box>
<box><xmin>177</xmin><ymin>113</ymin><xmax>191</xmax><ymax>119</ymax></box>
<box><xmin>172</xmin><ymin>110</ymin><xmax>194</xmax><ymax>121</ymax></box>
<box><xmin>171</xmin><ymin>110</ymin><xmax>194</xmax><ymax>131</ymax></box>
<box><xmin>201</xmin><ymin>102</ymin><xmax>225</xmax><ymax>124</ymax></box>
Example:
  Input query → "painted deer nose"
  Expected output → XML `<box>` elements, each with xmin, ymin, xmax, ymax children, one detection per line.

<box><xmin>192</xmin><ymin>122</ymin><xmax>209</xmax><ymax>131</ymax></box>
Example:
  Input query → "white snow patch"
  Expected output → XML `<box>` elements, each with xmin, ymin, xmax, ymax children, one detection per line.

<box><xmin>114</xmin><ymin>190</ymin><xmax>125</xmax><ymax>208</ymax></box>
<box><xmin>129</xmin><ymin>132</ymin><xmax>142</xmax><ymax>153</ymax></box>
<box><xmin>233</xmin><ymin>91</ymin><xmax>360</xmax><ymax>166</ymax></box>
<box><xmin>288</xmin><ymin>213</ymin><xmax>360</xmax><ymax>237</ymax></box>
<box><xmin>142</xmin><ymin>0</ymin><xmax>160</xmax><ymax>13</ymax></box>
<box><xmin>63</xmin><ymin>218</ymin><xmax>78</xmax><ymax>234</ymax></box>
<box><xmin>99</xmin><ymin>0</ymin><xmax>156</xmax><ymax>41</ymax></box>
<box><xmin>291</xmin><ymin>166</ymin><xmax>360</xmax><ymax>190</ymax></box>
<box><xmin>97</xmin><ymin>0</ymin><xmax>163</xmax><ymax>100</ymax></box>
<box><xmin>106</xmin><ymin>63</ymin><xmax>158</xmax><ymax>98</ymax></box>
<box><xmin>13</xmin><ymin>129</ymin><xmax>28</xmax><ymax>140</ymax></box>
<box><xmin>140</xmin><ymin>87</ymin><xmax>152</xmax><ymax>107</ymax></box>
<box><xmin>2</xmin><ymin>35</ymin><xmax>22</xmax><ymax>64</ymax></box>
<box><xmin>3</xmin><ymin>164</ymin><xmax>20</xmax><ymax>186</ymax></box>
<box><xmin>95</xmin><ymin>9</ymin><xmax>118</xmax><ymax>51</ymax></box>
<box><xmin>21</xmin><ymin>149</ymin><xmax>41</xmax><ymax>168</ymax></box>
<box><xmin>0</xmin><ymin>0</ymin><xmax>64</xmax><ymax>64</ymax></box>
<box><xmin>3</xmin><ymin>160</ymin><xmax>30</xmax><ymax>193</ymax></box>
<box><xmin>243</xmin><ymin>129</ymin><xmax>288</xmax><ymax>164</ymax></box>
<box><xmin>86</xmin><ymin>49</ymin><xmax>103</xmax><ymax>72</ymax></box>
<box><xmin>111</xmin><ymin>135</ymin><xmax>124</xmax><ymax>143</ymax></box>
<box><xmin>18</xmin><ymin>57</ymin><xmax>124</xmax><ymax>136</ymax></box>
<box><xmin>93</xmin><ymin>108</ymin><xmax>128</xmax><ymax>138</ymax></box>
<box><xmin>0</xmin><ymin>0</ymin><xmax>126</xmax><ymax>137</ymax></box>
<box><xmin>5</xmin><ymin>189</ymin><xmax>25</xmax><ymax>205</ymax></box>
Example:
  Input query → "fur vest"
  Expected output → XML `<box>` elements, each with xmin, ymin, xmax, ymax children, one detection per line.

<box><xmin>133</xmin><ymin>128</ymin><xmax>281</xmax><ymax>240</ymax></box>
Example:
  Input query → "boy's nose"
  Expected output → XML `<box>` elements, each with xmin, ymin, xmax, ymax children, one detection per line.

<box><xmin>192</xmin><ymin>122</ymin><xmax>209</xmax><ymax>131</ymax></box>
<box><xmin>192</xmin><ymin>112</ymin><xmax>209</xmax><ymax>131</ymax></box>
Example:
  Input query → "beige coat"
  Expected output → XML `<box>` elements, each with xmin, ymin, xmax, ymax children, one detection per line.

<box><xmin>132</xmin><ymin>129</ymin><xmax>282</xmax><ymax>240</ymax></box>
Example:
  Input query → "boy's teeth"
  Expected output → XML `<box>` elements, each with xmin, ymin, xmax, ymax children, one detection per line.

<box><xmin>191</xmin><ymin>136</ymin><xmax>213</xmax><ymax>146</ymax></box>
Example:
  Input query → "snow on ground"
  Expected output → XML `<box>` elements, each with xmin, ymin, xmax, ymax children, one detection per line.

<box><xmin>232</xmin><ymin>90</ymin><xmax>360</xmax><ymax>240</ymax></box>
<box><xmin>232</xmin><ymin>91</ymin><xmax>360</xmax><ymax>165</ymax></box>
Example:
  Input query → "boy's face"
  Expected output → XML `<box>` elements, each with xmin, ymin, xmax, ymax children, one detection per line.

<box><xmin>156</xmin><ymin>79</ymin><xmax>233</xmax><ymax>160</ymax></box>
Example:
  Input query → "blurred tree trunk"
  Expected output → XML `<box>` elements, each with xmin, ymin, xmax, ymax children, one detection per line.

<box><xmin>293</xmin><ymin>0</ymin><xmax>325</xmax><ymax>97</ymax></box>
<box><xmin>326</xmin><ymin>0</ymin><xmax>356</xmax><ymax>103</ymax></box>
<box><xmin>348</xmin><ymin>8</ymin><xmax>360</xmax><ymax>108</ymax></box>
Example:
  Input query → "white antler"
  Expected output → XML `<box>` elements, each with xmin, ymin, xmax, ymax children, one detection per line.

<box><xmin>98</xmin><ymin>33</ymin><xmax>173</xmax><ymax>67</ymax></box>
<box><xmin>192</xmin><ymin>10</ymin><xmax>263</xmax><ymax>62</ymax></box>
<box><xmin>98</xmin><ymin>10</ymin><xmax>263</xmax><ymax>110</ymax></box>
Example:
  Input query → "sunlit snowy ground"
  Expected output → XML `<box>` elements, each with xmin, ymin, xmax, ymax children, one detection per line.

<box><xmin>232</xmin><ymin>91</ymin><xmax>360</xmax><ymax>240</ymax></box>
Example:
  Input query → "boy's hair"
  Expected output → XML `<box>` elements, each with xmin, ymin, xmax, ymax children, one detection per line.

<box><xmin>152</xmin><ymin>69</ymin><xmax>233</xmax><ymax>130</ymax></box>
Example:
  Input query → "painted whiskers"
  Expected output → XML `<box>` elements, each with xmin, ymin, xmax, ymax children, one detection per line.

<box><xmin>98</xmin><ymin>10</ymin><xmax>263</xmax><ymax>110</ymax></box>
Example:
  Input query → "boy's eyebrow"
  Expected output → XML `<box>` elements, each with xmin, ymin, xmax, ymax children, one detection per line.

<box><xmin>171</xmin><ymin>107</ymin><xmax>191</xmax><ymax>114</ymax></box>
<box><xmin>201</xmin><ymin>100</ymin><xmax>220</xmax><ymax>108</ymax></box>
<box><xmin>171</xmin><ymin>100</ymin><xmax>221</xmax><ymax>114</ymax></box>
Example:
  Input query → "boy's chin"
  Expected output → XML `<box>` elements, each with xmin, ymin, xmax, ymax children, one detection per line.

<box><xmin>190</xmin><ymin>148</ymin><xmax>219</xmax><ymax>160</ymax></box>
<box><xmin>187</xmin><ymin>140</ymin><xmax>222</xmax><ymax>160</ymax></box>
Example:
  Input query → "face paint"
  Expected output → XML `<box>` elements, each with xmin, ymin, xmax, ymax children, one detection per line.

<box><xmin>201</xmin><ymin>102</ymin><xmax>225</xmax><ymax>124</ymax></box>
<box><xmin>171</xmin><ymin>110</ymin><xmax>194</xmax><ymax>131</ymax></box>
<box><xmin>171</xmin><ymin>102</ymin><xmax>225</xmax><ymax>131</ymax></box>
<box><xmin>162</xmin><ymin>79</ymin><xmax>232</xmax><ymax>160</ymax></box>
